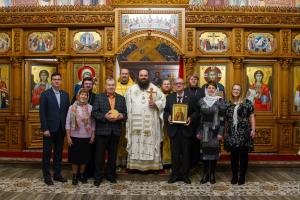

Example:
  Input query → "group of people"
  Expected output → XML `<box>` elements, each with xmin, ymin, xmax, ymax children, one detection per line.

<box><xmin>39</xmin><ymin>69</ymin><xmax>255</xmax><ymax>187</ymax></box>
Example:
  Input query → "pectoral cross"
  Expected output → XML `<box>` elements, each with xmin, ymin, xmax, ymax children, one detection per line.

<box><xmin>146</xmin><ymin>88</ymin><xmax>156</xmax><ymax>100</ymax></box>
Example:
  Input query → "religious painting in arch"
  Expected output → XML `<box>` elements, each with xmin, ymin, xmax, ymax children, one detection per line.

<box><xmin>121</xmin><ymin>13</ymin><xmax>179</xmax><ymax>38</ymax></box>
<box><xmin>73</xmin><ymin>64</ymin><xmax>100</xmax><ymax>95</ymax></box>
<box><xmin>121</xmin><ymin>64</ymin><xmax>179</xmax><ymax>88</ymax></box>
<box><xmin>247</xmin><ymin>33</ymin><xmax>275</xmax><ymax>53</ymax></box>
<box><xmin>73</xmin><ymin>31</ymin><xmax>101</xmax><ymax>53</ymax></box>
<box><xmin>199</xmin><ymin>32</ymin><xmax>229</xmax><ymax>53</ymax></box>
<box><xmin>79</xmin><ymin>0</ymin><xmax>107</xmax><ymax>5</ymax></box>
<box><xmin>28</xmin><ymin>32</ymin><xmax>55</xmax><ymax>53</ymax></box>
<box><xmin>197</xmin><ymin>64</ymin><xmax>226</xmax><ymax>98</ymax></box>
<box><xmin>292</xmin><ymin>34</ymin><xmax>300</xmax><ymax>54</ymax></box>
<box><xmin>245</xmin><ymin>65</ymin><xmax>273</xmax><ymax>112</ymax></box>
<box><xmin>0</xmin><ymin>64</ymin><xmax>9</xmax><ymax>109</ymax></box>
<box><xmin>37</xmin><ymin>0</ymin><xmax>54</xmax><ymax>6</ymax></box>
<box><xmin>293</xmin><ymin>66</ymin><xmax>300</xmax><ymax>112</ymax></box>
<box><xmin>30</xmin><ymin>64</ymin><xmax>56</xmax><ymax>109</ymax></box>
<box><xmin>0</xmin><ymin>0</ymin><xmax>12</xmax><ymax>7</ymax></box>
<box><xmin>0</xmin><ymin>33</ymin><xmax>10</xmax><ymax>53</ymax></box>
<box><xmin>56</xmin><ymin>0</ymin><xmax>75</xmax><ymax>5</ymax></box>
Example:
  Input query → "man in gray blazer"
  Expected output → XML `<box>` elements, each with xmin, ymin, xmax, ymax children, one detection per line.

<box><xmin>92</xmin><ymin>78</ymin><xmax>127</xmax><ymax>186</ymax></box>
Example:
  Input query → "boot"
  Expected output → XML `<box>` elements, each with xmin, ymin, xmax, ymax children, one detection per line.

<box><xmin>200</xmin><ymin>173</ymin><xmax>209</xmax><ymax>184</ymax></box>
<box><xmin>79</xmin><ymin>173</ymin><xmax>87</xmax><ymax>184</ymax></box>
<box><xmin>72</xmin><ymin>174</ymin><xmax>78</xmax><ymax>185</ymax></box>
<box><xmin>209</xmin><ymin>173</ymin><xmax>216</xmax><ymax>184</ymax></box>
<box><xmin>200</xmin><ymin>160</ymin><xmax>209</xmax><ymax>184</ymax></box>
<box><xmin>209</xmin><ymin>160</ymin><xmax>216</xmax><ymax>184</ymax></box>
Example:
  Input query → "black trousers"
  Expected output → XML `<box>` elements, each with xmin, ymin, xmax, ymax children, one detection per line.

<box><xmin>94</xmin><ymin>134</ymin><xmax>120</xmax><ymax>180</ymax></box>
<box><xmin>230</xmin><ymin>149</ymin><xmax>248</xmax><ymax>179</ymax></box>
<box><xmin>42</xmin><ymin>126</ymin><xmax>64</xmax><ymax>179</ymax></box>
<box><xmin>190</xmin><ymin>136</ymin><xmax>201</xmax><ymax>167</ymax></box>
<box><xmin>170</xmin><ymin>130</ymin><xmax>191</xmax><ymax>178</ymax></box>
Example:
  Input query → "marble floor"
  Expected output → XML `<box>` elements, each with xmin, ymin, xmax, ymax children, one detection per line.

<box><xmin>0</xmin><ymin>163</ymin><xmax>300</xmax><ymax>200</ymax></box>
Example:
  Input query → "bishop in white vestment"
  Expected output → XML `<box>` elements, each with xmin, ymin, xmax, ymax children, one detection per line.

<box><xmin>125</xmin><ymin>69</ymin><xmax>166</xmax><ymax>171</ymax></box>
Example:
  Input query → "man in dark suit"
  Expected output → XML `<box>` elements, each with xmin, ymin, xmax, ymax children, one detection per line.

<box><xmin>70</xmin><ymin>76</ymin><xmax>96</xmax><ymax>179</ymax></box>
<box><xmin>92</xmin><ymin>78</ymin><xmax>127</xmax><ymax>186</ymax></box>
<box><xmin>184</xmin><ymin>73</ymin><xmax>205</xmax><ymax>168</ymax></box>
<box><xmin>164</xmin><ymin>78</ymin><xmax>198</xmax><ymax>184</ymax></box>
<box><xmin>39</xmin><ymin>72</ymin><xmax>70</xmax><ymax>185</ymax></box>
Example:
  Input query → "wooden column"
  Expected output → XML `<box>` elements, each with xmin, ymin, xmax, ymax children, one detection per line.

<box><xmin>184</xmin><ymin>57</ymin><xmax>196</xmax><ymax>81</ymax></box>
<box><xmin>10</xmin><ymin>57</ymin><xmax>23</xmax><ymax>115</ymax></box>
<box><xmin>104</xmin><ymin>56</ymin><xmax>114</xmax><ymax>78</ymax></box>
<box><xmin>57</xmin><ymin>56</ymin><xmax>69</xmax><ymax>91</ymax></box>
<box><xmin>279</xmin><ymin>58</ymin><xmax>292</xmax><ymax>118</ymax></box>
<box><xmin>231</xmin><ymin>57</ymin><xmax>243</xmax><ymax>85</ymax></box>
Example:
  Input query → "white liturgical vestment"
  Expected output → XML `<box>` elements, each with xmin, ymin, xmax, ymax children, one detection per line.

<box><xmin>125</xmin><ymin>83</ymin><xmax>166</xmax><ymax>171</ymax></box>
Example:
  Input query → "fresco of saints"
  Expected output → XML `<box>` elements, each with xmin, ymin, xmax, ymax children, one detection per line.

<box><xmin>74</xmin><ymin>65</ymin><xmax>96</xmax><ymax>95</ymax></box>
<box><xmin>31</xmin><ymin>70</ymin><xmax>52</xmax><ymax>109</ymax></box>
<box><xmin>246</xmin><ymin>70</ymin><xmax>271</xmax><ymax>112</ymax></box>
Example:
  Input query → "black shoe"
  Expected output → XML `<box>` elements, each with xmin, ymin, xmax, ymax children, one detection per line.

<box><xmin>182</xmin><ymin>177</ymin><xmax>191</xmax><ymax>184</ymax></box>
<box><xmin>94</xmin><ymin>179</ymin><xmax>102</xmax><ymax>187</ymax></box>
<box><xmin>168</xmin><ymin>176</ymin><xmax>180</xmax><ymax>184</ymax></box>
<box><xmin>72</xmin><ymin>174</ymin><xmax>78</xmax><ymax>185</ymax></box>
<box><xmin>231</xmin><ymin>177</ymin><xmax>238</xmax><ymax>184</ymax></box>
<box><xmin>79</xmin><ymin>174</ymin><xmax>88</xmax><ymax>184</ymax></box>
<box><xmin>209</xmin><ymin>174</ymin><xmax>216</xmax><ymax>184</ymax></box>
<box><xmin>44</xmin><ymin>178</ymin><xmax>54</xmax><ymax>186</ymax></box>
<box><xmin>200</xmin><ymin>174</ymin><xmax>209</xmax><ymax>184</ymax></box>
<box><xmin>238</xmin><ymin>176</ymin><xmax>245</xmax><ymax>185</ymax></box>
<box><xmin>53</xmin><ymin>175</ymin><xmax>67</xmax><ymax>183</ymax></box>
<box><xmin>106</xmin><ymin>177</ymin><xmax>117</xmax><ymax>183</ymax></box>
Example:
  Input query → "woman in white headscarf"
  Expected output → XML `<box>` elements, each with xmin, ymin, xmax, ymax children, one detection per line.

<box><xmin>197</xmin><ymin>80</ymin><xmax>227</xmax><ymax>184</ymax></box>
<box><xmin>66</xmin><ymin>88</ymin><xmax>95</xmax><ymax>185</ymax></box>
<box><xmin>225</xmin><ymin>84</ymin><xmax>255</xmax><ymax>185</ymax></box>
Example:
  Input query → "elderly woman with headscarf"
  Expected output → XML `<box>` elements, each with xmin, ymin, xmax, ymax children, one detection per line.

<box><xmin>197</xmin><ymin>80</ymin><xmax>227</xmax><ymax>184</ymax></box>
<box><xmin>66</xmin><ymin>88</ymin><xmax>95</xmax><ymax>185</ymax></box>
<box><xmin>225</xmin><ymin>84</ymin><xmax>255</xmax><ymax>185</ymax></box>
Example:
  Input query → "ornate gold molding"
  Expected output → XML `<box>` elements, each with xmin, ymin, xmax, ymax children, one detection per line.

<box><xmin>0</xmin><ymin>6</ymin><xmax>114</xmax><ymax>27</ymax></box>
<box><xmin>112</xmin><ymin>0</ymin><xmax>189</xmax><ymax>7</ymax></box>
<box><xmin>254</xmin><ymin>128</ymin><xmax>272</xmax><ymax>145</ymax></box>
<box><xmin>279</xmin><ymin>58</ymin><xmax>293</xmax><ymax>70</ymax></box>
<box><xmin>186</xmin><ymin>6</ymin><xmax>300</xmax><ymax>27</ymax></box>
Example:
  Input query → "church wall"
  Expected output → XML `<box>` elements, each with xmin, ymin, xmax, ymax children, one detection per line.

<box><xmin>0</xmin><ymin>5</ymin><xmax>299</xmax><ymax>155</ymax></box>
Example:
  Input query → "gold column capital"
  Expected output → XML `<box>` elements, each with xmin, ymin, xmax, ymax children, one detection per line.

<box><xmin>279</xmin><ymin>58</ymin><xmax>293</xmax><ymax>70</ymax></box>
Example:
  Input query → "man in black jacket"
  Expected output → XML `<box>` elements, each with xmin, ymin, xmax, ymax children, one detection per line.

<box><xmin>184</xmin><ymin>73</ymin><xmax>205</xmax><ymax>168</ymax></box>
<box><xmin>164</xmin><ymin>78</ymin><xmax>198</xmax><ymax>184</ymax></box>
<box><xmin>92</xmin><ymin>78</ymin><xmax>127</xmax><ymax>186</ymax></box>
<box><xmin>39</xmin><ymin>72</ymin><xmax>70</xmax><ymax>185</ymax></box>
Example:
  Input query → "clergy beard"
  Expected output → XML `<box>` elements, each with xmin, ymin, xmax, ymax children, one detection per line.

<box><xmin>137</xmin><ymin>79</ymin><xmax>150</xmax><ymax>90</ymax></box>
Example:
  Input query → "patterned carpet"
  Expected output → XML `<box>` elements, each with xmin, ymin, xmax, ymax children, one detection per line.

<box><xmin>1</xmin><ymin>177</ymin><xmax>300</xmax><ymax>197</ymax></box>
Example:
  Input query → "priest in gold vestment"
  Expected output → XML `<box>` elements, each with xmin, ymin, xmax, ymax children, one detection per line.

<box><xmin>125</xmin><ymin>69</ymin><xmax>166</xmax><ymax>171</ymax></box>
<box><xmin>161</xmin><ymin>79</ymin><xmax>172</xmax><ymax>166</ymax></box>
<box><xmin>115</xmin><ymin>68</ymin><xmax>134</xmax><ymax>166</ymax></box>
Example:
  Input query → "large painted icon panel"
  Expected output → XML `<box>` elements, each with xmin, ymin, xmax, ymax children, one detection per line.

<box><xmin>0</xmin><ymin>33</ymin><xmax>10</xmax><ymax>53</ymax></box>
<box><xmin>198</xmin><ymin>64</ymin><xmax>226</xmax><ymax>98</ymax></box>
<box><xmin>73</xmin><ymin>64</ymin><xmax>100</xmax><ymax>95</ymax></box>
<box><xmin>121</xmin><ymin>13</ymin><xmax>179</xmax><ymax>38</ymax></box>
<box><xmin>199</xmin><ymin>32</ymin><xmax>229</xmax><ymax>53</ymax></box>
<box><xmin>122</xmin><ymin>64</ymin><xmax>179</xmax><ymax>87</ymax></box>
<box><xmin>247</xmin><ymin>33</ymin><xmax>275</xmax><ymax>53</ymax></box>
<box><xmin>28</xmin><ymin>32</ymin><xmax>55</xmax><ymax>53</ymax></box>
<box><xmin>293</xmin><ymin>66</ymin><xmax>300</xmax><ymax>112</ymax></box>
<box><xmin>292</xmin><ymin>34</ymin><xmax>300</xmax><ymax>54</ymax></box>
<box><xmin>0</xmin><ymin>64</ymin><xmax>9</xmax><ymax>109</ymax></box>
<box><xmin>30</xmin><ymin>64</ymin><xmax>56</xmax><ymax>109</ymax></box>
<box><xmin>73</xmin><ymin>31</ymin><xmax>102</xmax><ymax>53</ymax></box>
<box><xmin>246</xmin><ymin>65</ymin><xmax>273</xmax><ymax>112</ymax></box>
